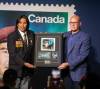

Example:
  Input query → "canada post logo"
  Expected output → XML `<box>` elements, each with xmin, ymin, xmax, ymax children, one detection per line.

<box><xmin>28</xmin><ymin>12</ymin><xmax>68</xmax><ymax>32</ymax></box>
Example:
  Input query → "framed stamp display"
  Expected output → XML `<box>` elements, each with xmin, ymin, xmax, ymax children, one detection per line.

<box><xmin>34</xmin><ymin>32</ymin><xmax>63</xmax><ymax>67</ymax></box>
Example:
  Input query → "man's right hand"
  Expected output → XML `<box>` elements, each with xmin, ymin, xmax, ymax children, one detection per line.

<box><xmin>24</xmin><ymin>63</ymin><xmax>36</xmax><ymax>68</ymax></box>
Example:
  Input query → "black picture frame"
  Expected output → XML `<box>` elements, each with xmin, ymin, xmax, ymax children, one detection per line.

<box><xmin>34</xmin><ymin>33</ymin><xmax>63</xmax><ymax>67</ymax></box>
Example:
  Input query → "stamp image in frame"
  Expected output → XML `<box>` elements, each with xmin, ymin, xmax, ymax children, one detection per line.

<box><xmin>41</xmin><ymin>38</ymin><xmax>55</xmax><ymax>51</ymax></box>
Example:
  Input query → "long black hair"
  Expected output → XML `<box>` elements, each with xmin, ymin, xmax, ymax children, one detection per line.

<box><xmin>15</xmin><ymin>15</ymin><xmax>29</xmax><ymax>30</ymax></box>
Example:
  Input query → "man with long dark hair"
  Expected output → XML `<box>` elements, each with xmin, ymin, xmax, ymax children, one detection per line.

<box><xmin>7</xmin><ymin>15</ymin><xmax>35</xmax><ymax>89</ymax></box>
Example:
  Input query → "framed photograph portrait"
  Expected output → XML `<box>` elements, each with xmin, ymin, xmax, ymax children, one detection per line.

<box><xmin>34</xmin><ymin>33</ymin><xmax>63</xmax><ymax>67</ymax></box>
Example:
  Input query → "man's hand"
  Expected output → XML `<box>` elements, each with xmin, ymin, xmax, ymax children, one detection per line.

<box><xmin>24</xmin><ymin>63</ymin><xmax>36</xmax><ymax>68</ymax></box>
<box><xmin>58</xmin><ymin>62</ymin><xmax>69</xmax><ymax>70</ymax></box>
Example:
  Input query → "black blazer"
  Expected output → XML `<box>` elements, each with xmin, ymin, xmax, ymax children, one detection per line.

<box><xmin>7</xmin><ymin>29</ymin><xmax>35</xmax><ymax>77</ymax></box>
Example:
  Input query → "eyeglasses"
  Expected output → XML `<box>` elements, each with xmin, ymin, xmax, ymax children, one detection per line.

<box><xmin>69</xmin><ymin>22</ymin><xmax>79</xmax><ymax>24</ymax></box>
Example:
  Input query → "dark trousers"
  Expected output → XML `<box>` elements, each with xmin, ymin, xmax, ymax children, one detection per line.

<box><xmin>63</xmin><ymin>76</ymin><xmax>85</xmax><ymax>89</ymax></box>
<box><xmin>15</xmin><ymin>76</ymin><xmax>32</xmax><ymax>89</ymax></box>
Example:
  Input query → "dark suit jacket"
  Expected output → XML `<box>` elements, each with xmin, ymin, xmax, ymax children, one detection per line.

<box><xmin>64</xmin><ymin>31</ymin><xmax>91</xmax><ymax>81</ymax></box>
<box><xmin>7</xmin><ymin>29</ymin><xmax>35</xmax><ymax>77</ymax></box>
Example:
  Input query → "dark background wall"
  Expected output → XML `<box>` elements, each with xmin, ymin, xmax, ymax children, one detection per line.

<box><xmin>0</xmin><ymin>0</ymin><xmax>100</xmax><ymax>88</ymax></box>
